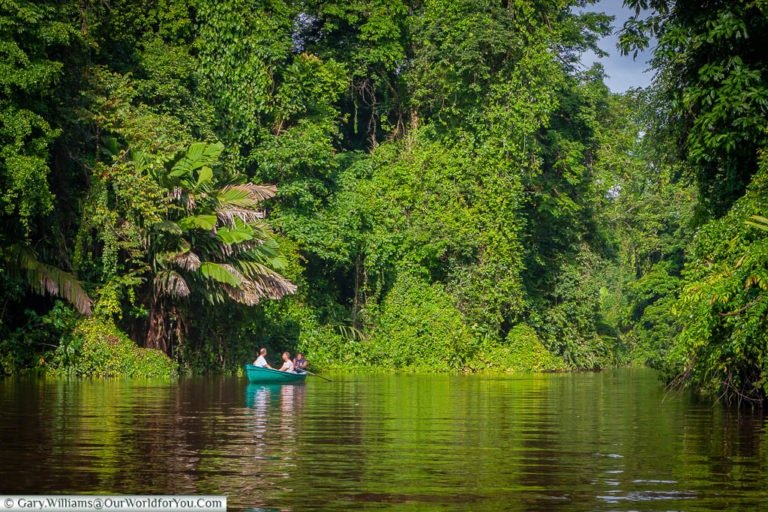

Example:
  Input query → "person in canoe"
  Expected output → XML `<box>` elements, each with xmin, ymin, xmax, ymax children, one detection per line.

<box><xmin>278</xmin><ymin>351</ymin><xmax>295</xmax><ymax>372</ymax></box>
<box><xmin>254</xmin><ymin>348</ymin><xmax>273</xmax><ymax>369</ymax></box>
<box><xmin>293</xmin><ymin>352</ymin><xmax>308</xmax><ymax>372</ymax></box>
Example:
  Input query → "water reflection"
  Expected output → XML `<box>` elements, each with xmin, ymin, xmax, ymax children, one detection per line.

<box><xmin>1</xmin><ymin>371</ymin><xmax>768</xmax><ymax>510</ymax></box>
<box><xmin>244</xmin><ymin>383</ymin><xmax>306</xmax><ymax>463</ymax></box>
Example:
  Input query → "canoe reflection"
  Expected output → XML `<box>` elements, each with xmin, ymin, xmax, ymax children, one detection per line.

<box><xmin>244</xmin><ymin>383</ymin><xmax>306</xmax><ymax>410</ymax></box>
<box><xmin>245</xmin><ymin>383</ymin><xmax>306</xmax><ymax>444</ymax></box>
<box><xmin>242</xmin><ymin>381</ymin><xmax>307</xmax><ymax>498</ymax></box>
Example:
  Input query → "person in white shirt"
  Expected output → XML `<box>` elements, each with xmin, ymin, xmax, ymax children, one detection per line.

<box><xmin>253</xmin><ymin>347</ymin><xmax>272</xmax><ymax>368</ymax></box>
<box><xmin>278</xmin><ymin>351</ymin><xmax>294</xmax><ymax>372</ymax></box>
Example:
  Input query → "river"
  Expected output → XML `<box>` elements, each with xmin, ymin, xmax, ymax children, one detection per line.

<box><xmin>1</xmin><ymin>369</ymin><xmax>767</xmax><ymax>511</ymax></box>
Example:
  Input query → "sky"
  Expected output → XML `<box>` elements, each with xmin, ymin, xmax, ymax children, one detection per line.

<box><xmin>577</xmin><ymin>0</ymin><xmax>655</xmax><ymax>92</ymax></box>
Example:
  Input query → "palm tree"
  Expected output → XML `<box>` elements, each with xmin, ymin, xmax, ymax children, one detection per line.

<box><xmin>144</xmin><ymin>142</ymin><xmax>296</xmax><ymax>354</ymax></box>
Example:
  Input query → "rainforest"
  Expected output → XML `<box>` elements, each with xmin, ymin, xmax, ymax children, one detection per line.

<box><xmin>1</xmin><ymin>0</ymin><xmax>767</xmax><ymax>405</ymax></box>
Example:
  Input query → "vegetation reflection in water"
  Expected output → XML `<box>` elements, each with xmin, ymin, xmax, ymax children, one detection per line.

<box><xmin>1</xmin><ymin>370</ymin><xmax>768</xmax><ymax>511</ymax></box>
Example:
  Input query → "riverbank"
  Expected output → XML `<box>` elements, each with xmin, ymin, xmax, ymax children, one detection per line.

<box><xmin>1</xmin><ymin>317</ymin><xmax>576</xmax><ymax>378</ymax></box>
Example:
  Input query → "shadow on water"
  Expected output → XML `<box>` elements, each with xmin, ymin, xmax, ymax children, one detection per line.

<box><xmin>1</xmin><ymin>370</ymin><xmax>768</xmax><ymax>510</ymax></box>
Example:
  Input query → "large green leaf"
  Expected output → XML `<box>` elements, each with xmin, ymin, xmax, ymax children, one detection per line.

<box><xmin>151</xmin><ymin>220</ymin><xmax>183</xmax><ymax>235</ymax></box>
<box><xmin>197</xmin><ymin>166</ymin><xmax>213</xmax><ymax>187</ymax></box>
<box><xmin>199</xmin><ymin>262</ymin><xmax>241</xmax><ymax>287</ymax></box>
<box><xmin>217</xmin><ymin>225</ymin><xmax>254</xmax><ymax>245</ymax></box>
<box><xmin>178</xmin><ymin>214</ymin><xmax>217</xmax><ymax>231</ymax></box>
<box><xmin>170</xmin><ymin>142</ymin><xmax>224</xmax><ymax>178</ymax></box>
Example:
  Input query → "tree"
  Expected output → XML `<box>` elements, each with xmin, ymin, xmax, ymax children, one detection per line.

<box><xmin>142</xmin><ymin>142</ymin><xmax>297</xmax><ymax>354</ymax></box>
<box><xmin>3</xmin><ymin>0</ymin><xmax>701</xmax><ymax>376</ymax></box>
<box><xmin>0</xmin><ymin>1</ymin><xmax>78</xmax><ymax>236</ymax></box>
<box><xmin>620</xmin><ymin>1</ymin><xmax>768</xmax><ymax>403</ymax></box>
<box><xmin>668</xmin><ymin>155</ymin><xmax>768</xmax><ymax>404</ymax></box>
<box><xmin>592</xmin><ymin>91</ymin><xmax>695</xmax><ymax>366</ymax></box>
<box><xmin>620</xmin><ymin>0</ymin><xmax>768</xmax><ymax>218</ymax></box>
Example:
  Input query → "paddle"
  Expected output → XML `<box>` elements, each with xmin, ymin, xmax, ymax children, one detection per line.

<box><xmin>302</xmin><ymin>369</ymin><xmax>331</xmax><ymax>382</ymax></box>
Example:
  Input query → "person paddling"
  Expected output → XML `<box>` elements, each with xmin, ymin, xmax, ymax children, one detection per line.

<box><xmin>293</xmin><ymin>352</ymin><xmax>308</xmax><ymax>372</ymax></box>
<box><xmin>253</xmin><ymin>348</ymin><xmax>273</xmax><ymax>369</ymax></box>
<box><xmin>278</xmin><ymin>351</ymin><xmax>295</xmax><ymax>373</ymax></box>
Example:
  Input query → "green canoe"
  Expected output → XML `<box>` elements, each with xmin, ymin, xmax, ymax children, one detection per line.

<box><xmin>245</xmin><ymin>364</ymin><xmax>308</xmax><ymax>384</ymax></box>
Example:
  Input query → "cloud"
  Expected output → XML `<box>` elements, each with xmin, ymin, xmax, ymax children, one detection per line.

<box><xmin>577</xmin><ymin>0</ymin><xmax>654</xmax><ymax>92</ymax></box>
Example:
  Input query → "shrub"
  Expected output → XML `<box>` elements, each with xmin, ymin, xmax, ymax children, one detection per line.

<box><xmin>366</xmin><ymin>272</ymin><xmax>473</xmax><ymax>371</ymax></box>
<box><xmin>62</xmin><ymin>319</ymin><xmax>177</xmax><ymax>378</ymax></box>
<box><xmin>297</xmin><ymin>322</ymin><xmax>367</xmax><ymax>370</ymax></box>
<box><xmin>469</xmin><ymin>324</ymin><xmax>566</xmax><ymax>373</ymax></box>
<box><xmin>0</xmin><ymin>301</ymin><xmax>79</xmax><ymax>375</ymax></box>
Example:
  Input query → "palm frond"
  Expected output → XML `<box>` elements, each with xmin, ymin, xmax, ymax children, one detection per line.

<box><xmin>237</xmin><ymin>241</ymin><xmax>288</xmax><ymax>269</ymax></box>
<box><xmin>222</xmin><ymin>284</ymin><xmax>260</xmax><ymax>306</ymax></box>
<box><xmin>237</xmin><ymin>260</ymin><xmax>282</xmax><ymax>279</ymax></box>
<box><xmin>170</xmin><ymin>142</ymin><xmax>224</xmax><ymax>178</ymax></box>
<box><xmin>248</xmin><ymin>271</ymin><xmax>297</xmax><ymax>299</ymax></box>
<box><xmin>216</xmin><ymin>187</ymin><xmax>257</xmax><ymax>207</ymax></box>
<box><xmin>152</xmin><ymin>220</ymin><xmax>183</xmax><ymax>235</ymax></box>
<box><xmin>197</xmin><ymin>166</ymin><xmax>213</xmax><ymax>187</ymax></box>
<box><xmin>216</xmin><ymin>224</ymin><xmax>254</xmax><ymax>245</ymax></box>
<box><xmin>219</xmin><ymin>259</ymin><xmax>296</xmax><ymax>305</ymax></box>
<box><xmin>220</xmin><ymin>184</ymin><xmax>276</xmax><ymax>203</ymax></box>
<box><xmin>8</xmin><ymin>245</ymin><xmax>93</xmax><ymax>315</ymax></box>
<box><xmin>153</xmin><ymin>270</ymin><xmax>190</xmax><ymax>298</ymax></box>
<box><xmin>218</xmin><ymin>240</ymin><xmax>262</xmax><ymax>258</ymax></box>
<box><xmin>178</xmin><ymin>214</ymin><xmax>217</xmax><ymax>231</ymax></box>
<box><xmin>746</xmin><ymin>215</ymin><xmax>768</xmax><ymax>232</ymax></box>
<box><xmin>153</xmin><ymin>240</ymin><xmax>192</xmax><ymax>267</ymax></box>
<box><xmin>336</xmin><ymin>324</ymin><xmax>369</xmax><ymax>342</ymax></box>
<box><xmin>171</xmin><ymin>251</ymin><xmax>201</xmax><ymax>271</ymax></box>
<box><xmin>216</xmin><ymin>206</ymin><xmax>265</xmax><ymax>227</ymax></box>
<box><xmin>199</xmin><ymin>261</ymin><xmax>242</xmax><ymax>287</ymax></box>
<box><xmin>221</xmin><ymin>263</ymin><xmax>247</xmax><ymax>282</ymax></box>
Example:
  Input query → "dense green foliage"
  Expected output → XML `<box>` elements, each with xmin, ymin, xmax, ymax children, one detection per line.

<box><xmin>1</xmin><ymin>0</ymin><xmax>766</xmax><ymax>397</ymax></box>
<box><xmin>620</xmin><ymin>0</ymin><xmax>768</xmax><ymax>403</ymax></box>
<box><xmin>65</xmin><ymin>318</ymin><xmax>177</xmax><ymax>378</ymax></box>
<box><xmin>621</xmin><ymin>0</ymin><xmax>768</xmax><ymax>218</ymax></box>
<box><xmin>667</xmin><ymin>156</ymin><xmax>768</xmax><ymax>403</ymax></box>
<box><xmin>0</xmin><ymin>0</ymin><xmax>618</xmax><ymax>376</ymax></box>
<box><xmin>471</xmin><ymin>324</ymin><xmax>567</xmax><ymax>373</ymax></box>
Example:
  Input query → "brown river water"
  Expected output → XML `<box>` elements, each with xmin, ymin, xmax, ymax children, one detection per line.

<box><xmin>1</xmin><ymin>369</ymin><xmax>767</xmax><ymax>511</ymax></box>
